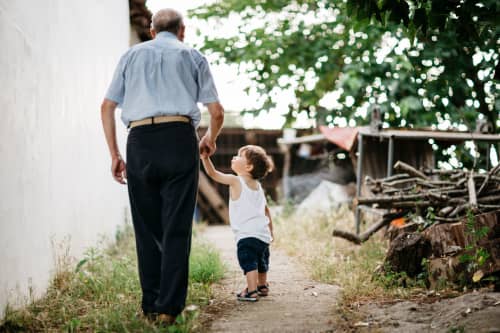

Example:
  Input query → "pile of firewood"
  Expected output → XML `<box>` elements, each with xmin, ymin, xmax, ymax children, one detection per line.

<box><xmin>332</xmin><ymin>161</ymin><xmax>500</xmax><ymax>287</ymax></box>
<box><xmin>359</xmin><ymin>161</ymin><xmax>500</xmax><ymax>222</ymax></box>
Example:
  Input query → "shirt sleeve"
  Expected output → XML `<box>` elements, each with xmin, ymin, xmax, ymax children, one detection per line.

<box><xmin>191</xmin><ymin>49</ymin><xmax>220</xmax><ymax>104</ymax></box>
<box><xmin>104</xmin><ymin>51</ymin><xmax>129</xmax><ymax>105</ymax></box>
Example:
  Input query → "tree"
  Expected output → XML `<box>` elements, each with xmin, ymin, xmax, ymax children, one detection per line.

<box><xmin>190</xmin><ymin>0</ymin><xmax>498</xmax><ymax>133</ymax></box>
<box><xmin>347</xmin><ymin>0</ymin><xmax>499</xmax><ymax>131</ymax></box>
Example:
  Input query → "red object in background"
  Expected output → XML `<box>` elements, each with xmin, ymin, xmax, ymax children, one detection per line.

<box><xmin>319</xmin><ymin>126</ymin><xmax>359</xmax><ymax>151</ymax></box>
<box><xmin>390</xmin><ymin>217</ymin><xmax>406</xmax><ymax>228</ymax></box>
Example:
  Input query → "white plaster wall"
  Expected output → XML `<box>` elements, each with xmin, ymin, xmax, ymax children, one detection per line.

<box><xmin>0</xmin><ymin>0</ymin><xmax>131</xmax><ymax>314</ymax></box>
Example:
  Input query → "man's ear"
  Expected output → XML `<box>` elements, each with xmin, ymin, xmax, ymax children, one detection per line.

<box><xmin>177</xmin><ymin>25</ymin><xmax>185</xmax><ymax>41</ymax></box>
<box><xmin>246</xmin><ymin>164</ymin><xmax>254</xmax><ymax>173</ymax></box>
<box><xmin>150</xmin><ymin>28</ymin><xmax>156</xmax><ymax>39</ymax></box>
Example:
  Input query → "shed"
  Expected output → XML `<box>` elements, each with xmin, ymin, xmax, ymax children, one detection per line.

<box><xmin>279</xmin><ymin>125</ymin><xmax>500</xmax><ymax>233</ymax></box>
<box><xmin>353</xmin><ymin>127</ymin><xmax>500</xmax><ymax>233</ymax></box>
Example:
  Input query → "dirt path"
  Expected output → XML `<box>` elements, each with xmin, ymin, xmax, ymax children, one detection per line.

<box><xmin>199</xmin><ymin>225</ymin><xmax>341</xmax><ymax>333</ymax></box>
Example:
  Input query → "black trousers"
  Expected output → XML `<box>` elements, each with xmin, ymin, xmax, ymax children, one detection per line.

<box><xmin>126</xmin><ymin>122</ymin><xmax>199</xmax><ymax>316</ymax></box>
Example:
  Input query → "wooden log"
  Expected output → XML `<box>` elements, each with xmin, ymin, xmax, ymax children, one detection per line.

<box><xmin>427</xmin><ymin>192</ymin><xmax>449</xmax><ymax>202</ymax></box>
<box><xmin>450</xmin><ymin>171</ymin><xmax>466</xmax><ymax>180</ymax></box>
<box><xmin>384</xmin><ymin>232</ymin><xmax>432</xmax><ymax>277</ymax></box>
<box><xmin>422</xmin><ymin>168</ymin><xmax>461</xmax><ymax>176</ymax></box>
<box><xmin>357</xmin><ymin>193</ymin><xmax>426</xmax><ymax>205</ymax></box>
<box><xmin>332</xmin><ymin>212</ymin><xmax>407</xmax><ymax>244</ymax></box>
<box><xmin>422</xmin><ymin>222</ymin><xmax>467</xmax><ymax>257</ymax></box>
<box><xmin>438</xmin><ymin>206</ymin><xmax>454</xmax><ymax>217</ymax></box>
<box><xmin>383</xmin><ymin>177</ymin><xmax>419</xmax><ymax>188</ymax></box>
<box><xmin>392</xmin><ymin>200</ymin><xmax>431</xmax><ymax>208</ymax></box>
<box><xmin>429</xmin><ymin>188</ymin><xmax>468</xmax><ymax>196</ymax></box>
<box><xmin>415</xmin><ymin>179</ymin><xmax>437</xmax><ymax>188</ymax></box>
<box><xmin>394</xmin><ymin>161</ymin><xmax>429</xmax><ymax>180</ymax></box>
<box><xmin>331</xmin><ymin>230</ymin><xmax>362</xmax><ymax>244</ymax></box>
<box><xmin>468</xmin><ymin>171</ymin><xmax>477</xmax><ymax>206</ymax></box>
<box><xmin>478</xmin><ymin>204</ymin><xmax>500</xmax><ymax>210</ymax></box>
<box><xmin>449</xmin><ymin>203</ymin><xmax>471</xmax><ymax>218</ymax></box>
<box><xmin>477</xmin><ymin>164</ymin><xmax>500</xmax><ymax>195</ymax></box>
<box><xmin>448</xmin><ymin>198</ymin><xmax>468</xmax><ymax>205</ymax></box>
<box><xmin>382</xmin><ymin>185</ymin><xmax>416</xmax><ymax>194</ymax></box>
<box><xmin>434</xmin><ymin>216</ymin><xmax>462</xmax><ymax>223</ymax></box>
<box><xmin>478</xmin><ymin>194</ymin><xmax>500</xmax><ymax>204</ymax></box>
<box><xmin>379</xmin><ymin>173</ymin><xmax>411</xmax><ymax>182</ymax></box>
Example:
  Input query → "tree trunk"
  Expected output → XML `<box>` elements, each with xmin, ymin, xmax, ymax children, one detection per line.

<box><xmin>384</xmin><ymin>232</ymin><xmax>432</xmax><ymax>277</ymax></box>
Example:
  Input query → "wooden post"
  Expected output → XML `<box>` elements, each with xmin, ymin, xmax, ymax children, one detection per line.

<box><xmin>281</xmin><ymin>144</ymin><xmax>291</xmax><ymax>200</ymax></box>
<box><xmin>387</xmin><ymin>136</ymin><xmax>394</xmax><ymax>177</ymax></box>
<box><xmin>198</xmin><ymin>171</ymin><xmax>230</xmax><ymax>224</ymax></box>
<box><xmin>355</xmin><ymin>133</ymin><xmax>364</xmax><ymax>234</ymax></box>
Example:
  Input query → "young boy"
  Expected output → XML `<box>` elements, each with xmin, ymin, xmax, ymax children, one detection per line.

<box><xmin>201</xmin><ymin>145</ymin><xmax>274</xmax><ymax>302</ymax></box>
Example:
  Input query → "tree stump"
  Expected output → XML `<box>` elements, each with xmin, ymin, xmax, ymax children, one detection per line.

<box><xmin>428</xmin><ymin>255</ymin><xmax>464</xmax><ymax>289</ymax></box>
<box><xmin>384</xmin><ymin>232</ymin><xmax>432</xmax><ymax>277</ymax></box>
<box><xmin>422</xmin><ymin>222</ymin><xmax>467</xmax><ymax>257</ymax></box>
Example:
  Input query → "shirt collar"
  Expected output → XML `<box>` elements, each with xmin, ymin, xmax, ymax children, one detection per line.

<box><xmin>156</xmin><ymin>31</ymin><xmax>178</xmax><ymax>40</ymax></box>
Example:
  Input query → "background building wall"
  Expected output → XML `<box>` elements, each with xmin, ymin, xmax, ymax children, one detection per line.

<box><xmin>0</xmin><ymin>0</ymin><xmax>130</xmax><ymax>314</ymax></box>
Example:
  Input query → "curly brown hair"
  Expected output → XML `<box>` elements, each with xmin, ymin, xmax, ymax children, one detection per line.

<box><xmin>239</xmin><ymin>145</ymin><xmax>274</xmax><ymax>180</ymax></box>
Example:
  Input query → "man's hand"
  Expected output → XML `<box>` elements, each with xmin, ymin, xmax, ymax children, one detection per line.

<box><xmin>199</xmin><ymin>134</ymin><xmax>216</xmax><ymax>158</ymax></box>
<box><xmin>111</xmin><ymin>156</ymin><xmax>127</xmax><ymax>184</ymax></box>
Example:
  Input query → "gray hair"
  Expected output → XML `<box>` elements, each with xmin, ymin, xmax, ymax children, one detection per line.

<box><xmin>151</xmin><ymin>9</ymin><xmax>184</xmax><ymax>34</ymax></box>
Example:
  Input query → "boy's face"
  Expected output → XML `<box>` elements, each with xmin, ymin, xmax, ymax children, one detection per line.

<box><xmin>231</xmin><ymin>149</ymin><xmax>252</xmax><ymax>175</ymax></box>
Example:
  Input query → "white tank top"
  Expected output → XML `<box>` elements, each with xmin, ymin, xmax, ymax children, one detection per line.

<box><xmin>228</xmin><ymin>176</ymin><xmax>271</xmax><ymax>244</ymax></box>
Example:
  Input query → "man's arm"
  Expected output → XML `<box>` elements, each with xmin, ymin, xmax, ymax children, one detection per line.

<box><xmin>101</xmin><ymin>99</ymin><xmax>126</xmax><ymax>184</ymax></box>
<box><xmin>199</xmin><ymin>102</ymin><xmax>224</xmax><ymax>158</ymax></box>
<box><xmin>201</xmin><ymin>156</ymin><xmax>238</xmax><ymax>186</ymax></box>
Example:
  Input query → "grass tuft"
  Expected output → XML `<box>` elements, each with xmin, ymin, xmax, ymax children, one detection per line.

<box><xmin>1</xmin><ymin>223</ymin><xmax>224</xmax><ymax>333</ymax></box>
<box><xmin>273</xmin><ymin>204</ymin><xmax>420</xmax><ymax>304</ymax></box>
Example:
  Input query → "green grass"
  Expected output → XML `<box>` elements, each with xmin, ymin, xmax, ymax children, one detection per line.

<box><xmin>1</xmin><ymin>223</ymin><xmax>224</xmax><ymax>333</ymax></box>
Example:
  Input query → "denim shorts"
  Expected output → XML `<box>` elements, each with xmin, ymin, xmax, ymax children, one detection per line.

<box><xmin>237</xmin><ymin>237</ymin><xmax>270</xmax><ymax>275</ymax></box>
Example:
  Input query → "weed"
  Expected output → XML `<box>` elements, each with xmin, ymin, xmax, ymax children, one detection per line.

<box><xmin>459</xmin><ymin>210</ymin><xmax>491</xmax><ymax>284</ymax></box>
<box><xmin>0</xmin><ymin>223</ymin><xmax>223</xmax><ymax>332</ymax></box>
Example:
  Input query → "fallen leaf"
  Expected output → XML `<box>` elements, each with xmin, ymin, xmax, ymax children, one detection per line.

<box><xmin>185</xmin><ymin>304</ymin><xmax>198</xmax><ymax>312</ymax></box>
<box><xmin>472</xmin><ymin>270</ymin><xmax>484</xmax><ymax>282</ymax></box>
<box><xmin>354</xmin><ymin>321</ymin><xmax>370</xmax><ymax>327</ymax></box>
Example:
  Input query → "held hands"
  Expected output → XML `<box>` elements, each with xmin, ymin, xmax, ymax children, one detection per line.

<box><xmin>199</xmin><ymin>133</ymin><xmax>216</xmax><ymax>158</ymax></box>
<box><xmin>111</xmin><ymin>155</ymin><xmax>127</xmax><ymax>184</ymax></box>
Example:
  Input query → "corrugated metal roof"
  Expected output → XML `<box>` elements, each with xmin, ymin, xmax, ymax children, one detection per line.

<box><xmin>358</xmin><ymin>128</ymin><xmax>500</xmax><ymax>141</ymax></box>
<box><xmin>277</xmin><ymin>133</ymin><xmax>325</xmax><ymax>145</ymax></box>
<box><xmin>277</xmin><ymin>127</ymin><xmax>500</xmax><ymax>147</ymax></box>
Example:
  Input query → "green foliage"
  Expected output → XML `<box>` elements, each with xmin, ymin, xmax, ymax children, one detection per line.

<box><xmin>459</xmin><ymin>209</ymin><xmax>491</xmax><ymax>282</ymax></box>
<box><xmin>448</xmin><ymin>326</ymin><xmax>466</xmax><ymax>333</ymax></box>
<box><xmin>376</xmin><ymin>263</ymin><xmax>428</xmax><ymax>289</ymax></box>
<box><xmin>189</xmin><ymin>242</ymin><xmax>225</xmax><ymax>284</ymax></box>
<box><xmin>0</xmin><ymin>224</ymin><xmax>224</xmax><ymax>332</ymax></box>
<box><xmin>424</xmin><ymin>206</ymin><xmax>436</xmax><ymax>227</ymax></box>
<box><xmin>191</xmin><ymin>0</ymin><xmax>499</xmax><ymax>134</ymax></box>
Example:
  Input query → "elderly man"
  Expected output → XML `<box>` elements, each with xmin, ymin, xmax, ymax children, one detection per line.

<box><xmin>100</xmin><ymin>8</ymin><xmax>224</xmax><ymax>324</ymax></box>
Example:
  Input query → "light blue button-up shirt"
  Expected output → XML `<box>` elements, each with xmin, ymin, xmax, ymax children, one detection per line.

<box><xmin>105</xmin><ymin>31</ymin><xmax>219</xmax><ymax>128</ymax></box>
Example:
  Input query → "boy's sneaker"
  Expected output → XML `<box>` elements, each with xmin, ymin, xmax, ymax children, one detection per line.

<box><xmin>237</xmin><ymin>288</ymin><xmax>259</xmax><ymax>302</ymax></box>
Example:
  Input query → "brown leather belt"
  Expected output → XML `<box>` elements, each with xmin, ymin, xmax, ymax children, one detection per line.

<box><xmin>129</xmin><ymin>115</ymin><xmax>190</xmax><ymax>129</ymax></box>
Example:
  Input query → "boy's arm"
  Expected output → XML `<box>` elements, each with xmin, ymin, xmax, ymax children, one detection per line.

<box><xmin>201</xmin><ymin>156</ymin><xmax>239</xmax><ymax>186</ymax></box>
<box><xmin>265</xmin><ymin>205</ymin><xmax>274</xmax><ymax>241</ymax></box>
